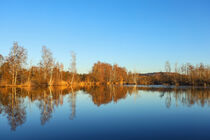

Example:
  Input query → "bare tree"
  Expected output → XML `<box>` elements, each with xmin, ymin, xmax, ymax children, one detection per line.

<box><xmin>60</xmin><ymin>63</ymin><xmax>64</xmax><ymax>81</ymax></box>
<box><xmin>174</xmin><ymin>62</ymin><xmax>179</xmax><ymax>85</ymax></box>
<box><xmin>0</xmin><ymin>54</ymin><xmax>3</xmax><ymax>73</ymax></box>
<box><xmin>0</xmin><ymin>54</ymin><xmax>3</xmax><ymax>66</ymax></box>
<box><xmin>174</xmin><ymin>62</ymin><xmax>178</xmax><ymax>73</ymax></box>
<box><xmin>40</xmin><ymin>46</ymin><xmax>54</xmax><ymax>85</ymax></box>
<box><xmin>0</xmin><ymin>54</ymin><xmax>4</xmax><ymax>83</ymax></box>
<box><xmin>133</xmin><ymin>70</ymin><xmax>138</xmax><ymax>85</ymax></box>
<box><xmin>165</xmin><ymin>61</ymin><xmax>171</xmax><ymax>73</ymax></box>
<box><xmin>7</xmin><ymin>42</ymin><xmax>27</xmax><ymax>85</ymax></box>
<box><xmin>69</xmin><ymin>51</ymin><xmax>76</xmax><ymax>85</ymax></box>
<box><xmin>27</xmin><ymin>60</ymin><xmax>32</xmax><ymax>84</ymax></box>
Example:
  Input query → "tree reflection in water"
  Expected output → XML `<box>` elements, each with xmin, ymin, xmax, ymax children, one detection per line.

<box><xmin>0</xmin><ymin>86</ymin><xmax>210</xmax><ymax>131</ymax></box>
<box><xmin>69</xmin><ymin>86</ymin><xmax>76</xmax><ymax>120</ymax></box>
<box><xmin>0</xmin><ymin>88</ymin><xmax>26</xmax><ymax>131</ymax></box>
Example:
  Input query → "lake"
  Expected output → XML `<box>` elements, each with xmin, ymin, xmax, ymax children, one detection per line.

<box><xmin>1</xmin><ymin>86</ymin><xmax>210</xmax><ymax>140</ymax></box>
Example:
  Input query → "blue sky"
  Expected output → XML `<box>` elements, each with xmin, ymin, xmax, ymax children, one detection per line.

<box><xmin>0</xmin><ymin>0</ymin><xmax>210</xmax><ymax>73</ymax></box>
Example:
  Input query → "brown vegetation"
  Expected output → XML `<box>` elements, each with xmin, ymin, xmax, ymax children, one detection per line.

<box><xmin>137</xmin><ymin>62</ymin><xmax>210</xmax><ymax>86</ymax></box>
<box><xmin>1</xmin><ymin>42</ymin><xmax>210</xmax><ymax>87</ymax></box>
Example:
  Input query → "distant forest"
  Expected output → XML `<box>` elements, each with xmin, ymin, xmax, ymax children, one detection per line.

<box><xmin>0</xmin><ymin>42</ymin><xmax>210</xmax><ymax>87</ymax></box>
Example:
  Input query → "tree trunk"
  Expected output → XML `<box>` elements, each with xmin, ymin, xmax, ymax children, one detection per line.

<box><xmin>14</xmin><ymin>70</ymin><xmax>17</xmax><ymax>85</ymax></box>
<box><xmin>49</xmin><ymin>70</ymin><xmax>53</xmax><ymax>86</ymax></box>
<box><xmin>71</xmin><ymin>73</ymin><xmax>74</xmax><ymax>85</ymax></box>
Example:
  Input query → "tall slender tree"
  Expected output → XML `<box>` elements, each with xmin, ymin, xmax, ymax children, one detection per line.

<box><xmin>0</xmin><ymin>54</ymin><xmax>3</xmax><ymax>66</ymax></box>
<box><xmin>7</xmin><ymin>42</ymin><xmax>27</xmax><ymax>85</ymax></box>
<box><xmin>70</xmin><ymin>51</ymin><xmax>76</xmax><ymax>85</ymax></box>
<box><xmin>40</xmin><ymin>46</ymin><xmax>54</xmax><ymax>85</ymax></box>
<box><xmin>165</xmin><ymin>61</ymin><xmax>171</xmax><ymax>73</ymax></box>
<box><xmin>0</xmin><ymin>54</ymin><xmax>4</xmax><ymax>83</ymax></box>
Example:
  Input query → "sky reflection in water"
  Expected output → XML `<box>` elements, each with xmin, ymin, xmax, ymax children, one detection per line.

<box><xmin>1</xmin><ymin>86</ymin><xmax>210</xmax><ymax>140</ymax></box>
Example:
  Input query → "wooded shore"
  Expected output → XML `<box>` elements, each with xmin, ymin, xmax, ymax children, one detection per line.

<box><xmin>1</xmin><ymin>42</ymin><xmax>210</xmax><ymax>88</ymax></box>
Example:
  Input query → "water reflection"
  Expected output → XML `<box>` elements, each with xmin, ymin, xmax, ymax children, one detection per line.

<box><xmin>0</xmin><ymin>86</ymin><xmax>210</xmax><ymax>131</ymax></box>
<box><xmin>135</xmin><ymin>86</ymin><xmax>210</xmax><ymax>108</ymax></box>
<box><xmin>0</xmin><ymin>88</ymin><xmax>26</xmax><ymax>131</ymax></box>
<box><xmin>81</xmin><ymin>86</ymin><xmax>129</xmax><ymax>106</ymax></box>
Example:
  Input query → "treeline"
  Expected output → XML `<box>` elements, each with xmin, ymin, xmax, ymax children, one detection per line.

<box><xmin>137</xmin><ymin>62</ymin><xmax>210</xmax><ymax>86</ymax></box>
<box><xmin>0</xmin><ymin>42</ymin><xmax>210</xmax><ymax>87</ymax></box>
<box><xmin>0</xmin><ymin>42</ymin><xmax>76</xmax><ymax>87</ymax></box>
<box><xmin>0</xmin><ymin>42</ymin><xmax>130</xmax><ymax>87</ymax></box>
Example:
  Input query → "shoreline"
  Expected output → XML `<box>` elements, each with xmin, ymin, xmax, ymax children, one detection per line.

<box><xmin>0</xmin><ymin>83</ymin><xmax>209</xmax><ymax>88</ymax></box>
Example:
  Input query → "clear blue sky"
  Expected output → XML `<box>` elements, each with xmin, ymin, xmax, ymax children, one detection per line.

<box><xmin>0</xmin><ymin>0</ymin><xmax>210</xmax><ymax>73</ymax></box>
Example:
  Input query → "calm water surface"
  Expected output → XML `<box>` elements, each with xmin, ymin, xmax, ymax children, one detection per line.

<box><xmin>1</xmin><ymin>86</ymin><xmax>210</xmax><ymax>140</ymax></box>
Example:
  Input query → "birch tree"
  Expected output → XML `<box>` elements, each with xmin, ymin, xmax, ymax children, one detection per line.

<box><xmin>165</xmin><ymin>61</ymin><xmax>171</xmax><ymax>73</ymax></box>
<box><xmin>0</xmin><ymin>54</ymin><xmax>4</xmax><ymax>83</ymax></box>
<box><xmin>7</xmin><ymin>42</ymin><xmax>27</xmax><ymax>85</ymax></box>
<box><xmin>0</xmin><ymin>54</ymin><xmax>3</xmax><ymax>66</ymax></box>
<box><xmin>40</xmin><ymin>46</ymin><xmax>54</xmax><ymax>85</ymax></box>
<box><xmin>69</xmin><ymin>51</ymin><xmax>76</xmax><ymax>85</ymax></box>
